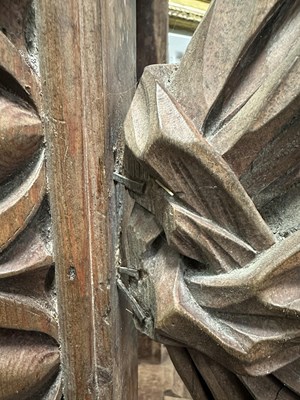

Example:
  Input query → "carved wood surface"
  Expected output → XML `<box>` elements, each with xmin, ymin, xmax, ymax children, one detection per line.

<box><xmin>0</xmin><ymin>1</ymin><xmax>60</xmax><ymax>398</ymax></box>
<box><xmin>122</xmin><ymin>0</ymin><xmax>300</xmax><ymax>398</ymax></box>
<box><xmin>36</xmin><ymin>0</ymin><xmax>137</xmax><ymax>399</ymax></box>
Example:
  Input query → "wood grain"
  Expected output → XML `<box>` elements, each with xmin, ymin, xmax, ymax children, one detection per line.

<box><xmin>0</xmin><ymin>227</ymin><xmax>52</xmax><ymax>277</ymax></box>
<box><xmin>36</xmin><ymin>0</ymin><xmax>137</xmax><ymax>398</ymax></box>
<box><xmin>0</xmin><ymin>330</ymin><xmax>59</xmax><ymax>400</ymax></box>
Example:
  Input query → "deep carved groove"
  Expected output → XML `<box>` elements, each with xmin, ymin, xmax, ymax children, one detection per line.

<box><xmin>123</xmin><ymin>1</ymin><xmax>300</xmax><ymax>398</ymax></box>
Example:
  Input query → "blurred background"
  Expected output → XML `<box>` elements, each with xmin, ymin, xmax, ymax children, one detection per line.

<box><xmin>168</xmin><ymin>0</ymin><xmax>210</xmax><ymax>63</ymax></box>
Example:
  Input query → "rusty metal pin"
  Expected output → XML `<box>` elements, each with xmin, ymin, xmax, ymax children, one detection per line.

<box><xmin>113</xmin><ymin>172</ymin><xmax>145</xmax><ymax>194</ymax></box>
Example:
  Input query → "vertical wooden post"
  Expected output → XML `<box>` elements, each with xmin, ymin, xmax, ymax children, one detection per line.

<box><xmin>36</xmin><ymin>1</ymin><xmax>137</xmax><ymax>399</ymax></box>
<box><xmin>136</xmin><ymin>0</ymin><xmax>168</xmax><ymax>79</ymax></box>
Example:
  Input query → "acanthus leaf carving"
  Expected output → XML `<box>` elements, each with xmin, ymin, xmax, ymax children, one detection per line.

<box><xmin>125</xmin><ymin>76</ymin><xmax>275</xmax><ymax>253</ymax></box>
<box><xmin>121</xmin><ymin>0</ymin><xmax>300</xmax><ymax>398</ymax></box>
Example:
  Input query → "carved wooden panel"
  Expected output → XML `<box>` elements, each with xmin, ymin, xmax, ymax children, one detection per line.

<box><xmin>0</xmin><ymin>1</ymin><xmax>61</xmax><ymax>398</ymax></box>
<box><xmin>122</xmin><ymin>0</ymin><xmax>300</xmax><ymax>398</ymax></box>
<box><xmin>36</xmin><ymin>0</ymin><xmax>138</xmax><ymax>398</ymax></box>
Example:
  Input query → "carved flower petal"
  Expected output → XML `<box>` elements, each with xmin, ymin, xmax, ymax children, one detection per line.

<box><xmin>0</xmin><ymin>330</ymin><xmax>59</xmax><ymax>400</ymax></box>
<box><xmin>0</xmin><ymin>227</ymin><xmax>52</xmax><ymax>278</ymax></box>
<box><xmin>0</xmin><ymin>95</ymin><xmax>42</xmax><ymax>183</ymax></box>
<box><xmin>0</xmin><ymin>153</ymin><xmax>45</xmax><ymax>252</ymax></box>
<box><xmin>0</xmin><ymin>31</ymin><xmax>41</xmax><ymax>110</ymax></box>
<box><xmin>0</xmin><ymin>291</ymin><xmax>58</xmax><ymax>339</ymax></box>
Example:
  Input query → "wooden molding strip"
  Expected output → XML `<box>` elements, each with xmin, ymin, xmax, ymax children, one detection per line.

<box><xmin>36</xmin><ymin>1</ymin><xmax>137</xmax><ymax>399</ymax></box>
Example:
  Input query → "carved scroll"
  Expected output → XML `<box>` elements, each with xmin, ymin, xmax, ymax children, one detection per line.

<box><xmin>0</xmin><ymin>2</ymin><xmax>60</xmax><ymax>398</ymax></box>
<box><xmin>122</xmin><ymin>0</ymin><xmax>300</xmax><ymax>398</ymax></box>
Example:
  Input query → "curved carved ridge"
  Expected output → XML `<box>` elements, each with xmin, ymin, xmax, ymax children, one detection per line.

<box><xmin>125</xmin><ymin>77</ymin><xmax>275</xmax><ymax>252</ymax></box>
<box><xmin>0</xmin><ymin>31</ymin><xmax>41</xmax><ymax>110</ymax></box>
<box><xmin>0</xmin><ymin>290</ymin><xmax>57</xmax><ymax>339</ymax></box>
<box><xmin>168</xmin><ymin>346</ymin><xmax>300</xmax><ymax>400</ymax></box>
<box><xmin>170</xmin><ymin>1</ymin><xmax>299</xmax><ymax>139</ymax></box>
<box><xmin>168</xmin><ymin>0</ymin><xmax>300</xmax><ymax>194</ymax></box>
<box><xmin>188</xmin><ymin>350</ymin><xmax>253</xmax><ymax>400</ymax></box>
<box><xmin>0</xmin><ymin>330</ymin><xmax>59</xmax><ymax>400</ymax></box>
<box><xmin>0</xmin><ymin>93</ymin><xmax>42</xmax><ymax>183</ymax></box>
<box><xmin>43</xmin><ymin>373</ymin><xmax>63</xmax><ymax>400</ymax></box>
<box><xmin>186</xmin><ymin>231</ymin><xmax>300</xmax><ymax>310</ymax></box>
<box><xmin>0</xmin><ymin>226</ymin><xmax>52</xmax><ymax>278</ymax></box>
<box><xmin>123</xmin><ymin>0</ymin><xmax>300</xmax><ymax>398</ymax></box>
<box><xmin>0</xmin><ymin>225</ymin><xmax>57</xmax><ymax>338</ymax></box>
<box><xmin>0</xmin><ymin>10</ymin><xmax>59</xmax><ymax>399</ymax></box>
<box><xmin>156</xmin><ymin>244</ymin><xmax>299</xmax><ymax>375</ymax></box>
<box><xmin>254</xmin><ymin>165</ymin><xmax>300</xmax><ymax>208</ymax></box>
<box><xmin>212</xmin><ymin>53</ymin><xmax>300</xmax><ymax>179</ymax></box>
<box><xmin>164</xmin><ymin>200</ymin><xmax>256</xmax><ymax>273</ymax></box>
<box><xmin>33</xmin><ymin>372</ymin><xmax>62</xmax><ymax>400</ymax></box>
<box><xmin>124</xmin><ymin>207</ymin><xmax>300</xmax><ymax>377</ymax></box>
<box><xmin>0</xmin><ymin>153</ymin><xmax>45</xmax><ymax>252</ymax></box>
<box><xmin>167</xmin><ymin>346</ymin><xmax>211</xmax><ymax>400</ymax></box>
<box><xmin>239</xmin><ymin>375</ymin><xmax>299</xmax><ymax>400</ymax></box>
<box><xmin>240</xmin><ymin>101</ymin><xmax>300</xmax><ymax>197</ymax></box>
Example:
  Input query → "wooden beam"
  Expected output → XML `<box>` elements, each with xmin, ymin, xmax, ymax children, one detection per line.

<box><xmin>36</xmin><ymin>1</ymin><xmax>137</xmax><ymax>398</ymax></box>
<box><xmin>137</xmin><ymin>0</ymin><xmax>168</xmax><ymax>79</ymax></box>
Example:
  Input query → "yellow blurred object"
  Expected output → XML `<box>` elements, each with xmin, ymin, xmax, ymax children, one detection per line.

<box><xmin>169</xmin><ymin>0</ymin><xmax>211</xmax><ymax>31</ymax></box>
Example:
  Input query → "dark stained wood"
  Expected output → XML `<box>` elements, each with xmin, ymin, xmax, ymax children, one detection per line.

<box><xmin>0</xmin><ymin>2</ymin><xmax>60</xmax><ymax>397</ymax></box>
<box><xmin>0</xmin><ymin>0</ymin><xmax>32</xmax><ymax>50</ymax></box>
<box><xmin>36</xmin><ymin>0</ymin><xmax>137</xmax><ymax>399</ymax></box>
<box><xmin>137</xmin><ymin>0</ymin><xmax>168</xmax><ymax>79</ymax></box>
